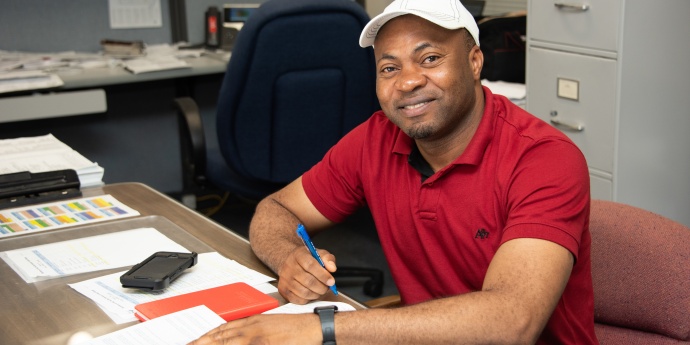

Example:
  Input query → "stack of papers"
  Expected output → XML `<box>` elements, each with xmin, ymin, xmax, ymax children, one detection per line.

<box><xmin>481</xmin><ymin>79</ymin><xmax>526</xmax><ymax>105</ymax></box>
<box><xmin>0</xmin><ymin>50</ymin><xmax>116</xmax><ymax>94</ymax></box>
<box><xmin>0</xmin><ymin>134</ymin><xmax>104</xmax><ymax>187</ymax></box>
<box><xmin>122</xmin><ymin>55</ymin><xmax>189</xmax><ymax>74</ymax></box>
<box><xmin>0</xmin><ymin>70</ymin><xmax>64</xmax><ymax>94</ymax></box>
<box><xmin>101</xmin><ymin>39</ymin><xmax>145</xmax><ymax>58</ymax></box>
<box><xmin>121</xmin><ymin>44</ymin><xmax>193</xmax><ymax>74</ymax></box>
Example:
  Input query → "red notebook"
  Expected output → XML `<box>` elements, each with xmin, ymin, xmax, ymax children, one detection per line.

<box><xmin>134</xmin><ymin>282</ymin><xmax>279</xmax><ymax>322</ymax></box>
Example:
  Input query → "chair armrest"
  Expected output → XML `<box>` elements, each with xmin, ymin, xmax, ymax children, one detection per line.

<box><xmin>333</xmin><ymin>266</ymin><xmax>384</xmax><ymax>297</ymax></box>
<box><xmin>173</xmin><ymin>97</ymin><xmax>207</xmax><ymax>188</ymax></box>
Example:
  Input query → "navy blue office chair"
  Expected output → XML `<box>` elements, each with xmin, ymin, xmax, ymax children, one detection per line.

<box><xmin>175</xmin><ymin>0</ymin><xmax>378</xmax><ymax>202</ymax></box>
<box><xmin>175</xmin><ymin>0</ymin><xmax>383</xmax><ymax>297</ymax></box>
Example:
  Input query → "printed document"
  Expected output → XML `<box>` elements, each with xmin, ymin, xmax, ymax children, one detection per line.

<box><xmin>82</xmin><ymin>305</ymin><xmax>224</xmax><ymax>345</ymax></box>
<box><xmin>0</xmin><ymin>227</ymin><xmax>186</xmax><ymax>283</ymax></box>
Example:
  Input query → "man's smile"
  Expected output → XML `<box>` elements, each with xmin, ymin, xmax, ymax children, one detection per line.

<box><xmin>397</xmin><ymin>97</ymin><xmax>435</xmax><ymax>117</ymax></box>
<box><xmin>403</xmin><ymin>101</ymin><xmax>430</xmax><ymax>110</ymax></box>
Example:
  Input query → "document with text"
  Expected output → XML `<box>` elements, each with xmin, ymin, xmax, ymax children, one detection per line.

<box><xmin>82</xmin><ymin>305</ymin><xmax>224</xmax><ymax>345</ymax></box>
<box><xmin>0</xmin><ymin>227</ymin><xmax>186</xmax><ymax>283</ymax></box>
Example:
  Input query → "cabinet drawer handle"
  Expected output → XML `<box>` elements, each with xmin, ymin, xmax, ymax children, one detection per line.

<box><xmin>550</xmin><ymin>117</ymin><xmax>584</xmax><ymax>132</ymax></box>
<box><xmin>554</xmin><ymin>2</ymin><xmax>590</xmax><ymax>11</ymax></box>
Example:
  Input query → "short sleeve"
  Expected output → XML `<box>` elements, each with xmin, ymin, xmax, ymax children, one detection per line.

<box><xmin>501</xmin><ymin>138</ymin><xmax>590</xmax><ymax>259</ymax></box>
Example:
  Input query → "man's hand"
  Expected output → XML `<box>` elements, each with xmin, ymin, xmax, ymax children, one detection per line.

<box><xmin>277</xmin><ymin>246</ymin><xmax>338</xmax><ymax>304</ymax></box>
<box><xmin>188</xmin><ymin>313</ymin><xmax>322</xmax><ymax>345</ymax></box>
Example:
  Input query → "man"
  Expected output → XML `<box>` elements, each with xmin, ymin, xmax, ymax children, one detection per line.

<box><xmin>191</xmin><ymin>0</ymin><xmax>598</xmax><ymax>344</ymax></box>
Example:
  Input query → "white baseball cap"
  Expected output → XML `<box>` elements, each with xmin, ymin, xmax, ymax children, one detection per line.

<box><xmin>359</xmin><ymin>0</ymin><xmax>480</xmax><ymax>48</ymax></box>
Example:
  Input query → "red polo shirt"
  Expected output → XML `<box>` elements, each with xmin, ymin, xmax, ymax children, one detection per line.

<box><xmin>303</xmin><ymin>87</ymin><xmax>597</xmax><ymax>344</ymax></box>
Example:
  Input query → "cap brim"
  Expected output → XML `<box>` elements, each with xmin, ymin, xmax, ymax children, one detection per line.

<box><xmin>359</xmin><ymin>11</ymin><xmax>407</xmax><ymax>48</ymax></box>
<box><xmin>359</xmin><ymin>10</ymin><xmax>477</xmax><ymax>48</ymax></box>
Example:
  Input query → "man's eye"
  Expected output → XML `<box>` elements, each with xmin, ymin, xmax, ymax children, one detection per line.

<box><xmin>381</xmin><ymin>66</ymin><xmax>396</xmax><ymax>73</ymax></box>
<box><xmin>424</xmin><ymin>56</ymin><xmax>440</xmax><ymax>63</ymax></box>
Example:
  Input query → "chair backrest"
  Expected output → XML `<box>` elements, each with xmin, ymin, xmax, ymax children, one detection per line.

<box><xmin>214</xmin><ymin>0</ymin><xmax>378</xmax><ymax>197</ymax></box>
<box><xmin>590</xmin><ymin>199</ymin><xmax>690</xmax><ymax>344</ymax></box>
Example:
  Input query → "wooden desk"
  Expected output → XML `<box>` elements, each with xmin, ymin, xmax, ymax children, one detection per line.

<box><xmin>0</xmin><ymin>182</ymin><xmax>362</xmax><ymax>345</ymax></box>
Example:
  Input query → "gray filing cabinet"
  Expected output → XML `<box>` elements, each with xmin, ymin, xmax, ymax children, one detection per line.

<box><xmin>525</xmin><ymin>0</ymin><xmax>690</xmax><ymax>227</ymax></box>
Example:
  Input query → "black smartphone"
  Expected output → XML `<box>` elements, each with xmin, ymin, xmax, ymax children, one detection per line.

<box><xmin>120</xmin><ymin>251</ymin><xmax>197</xmax><ymax>291</ymax></box>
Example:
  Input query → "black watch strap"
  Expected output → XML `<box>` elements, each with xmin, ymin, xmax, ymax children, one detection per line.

<box><xmin>314</xmin><ymin>305</ymin><xmax>338</xmax><ymax>345</ymax></box>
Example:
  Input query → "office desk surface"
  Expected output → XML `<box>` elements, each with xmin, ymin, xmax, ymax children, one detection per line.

<box><xmin>0</xmin><ymin>182</ymin><xmax>362</xmax><ymax>345</ymax></box>
<box><xmin>57</xmin><ymin>56</ymin><xmax>227</xmax><ymax>90</ymax></box>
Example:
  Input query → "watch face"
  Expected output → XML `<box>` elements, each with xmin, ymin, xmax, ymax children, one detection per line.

<box><xmin>314</xmin><ymin>305</ymin><xmax>339</xmax><ymax>313</ymax></box>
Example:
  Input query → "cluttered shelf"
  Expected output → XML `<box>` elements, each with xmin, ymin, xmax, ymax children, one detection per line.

<box><xmin>0</xmin><ymin>43</ymin><xmax>228</xmax><ymax>93</ymax></box>
<box><xmin>0</xmin><ymin>43</ymin><xmax>228</xmax><ymax>124</ymax></box>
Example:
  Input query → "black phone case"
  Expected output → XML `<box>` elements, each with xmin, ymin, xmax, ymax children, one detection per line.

<box><xmin>120</xmin><ymin>251</ymin><xmax>197</xmax><ymax>291</ymax></box>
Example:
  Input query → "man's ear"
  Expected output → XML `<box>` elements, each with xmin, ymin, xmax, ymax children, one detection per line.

<box><xmin>469</xmin><ymin>45</ymin><xmax>484</xmax><ymax>80</ymax></box>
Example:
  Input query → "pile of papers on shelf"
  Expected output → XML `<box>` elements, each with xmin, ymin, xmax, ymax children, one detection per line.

<box><xmin>0</xmin><ymin>50</ymin><xmax>118</xmax><ymax>94</ymax></box>
<box><xmin>100</xmin><ymin>39</ymin><xmax>145</xmax><ymax>57</ymax></box>
<box><xmin>120</xmin><ymin>43</ymin><xmax>199</xmax><ymax>74</ymax></box>
<box><xmin>0</xmin><ymin>70</ymin><xmax>64</xmax><ymax>94</ymax></box>
<box><xmin>481</xmin><ymin>79</ymin><xmax>526</xmax><ymax>106</ymax></box>
<box><xmin>0</xmin><ymin>42</ymin><xmax>208</xmax><ymax>85</ymax></box>
<box><xmin>0</xmin><ymin>134</ymin><xmax>104</xmax><ymax>188</ymax></box>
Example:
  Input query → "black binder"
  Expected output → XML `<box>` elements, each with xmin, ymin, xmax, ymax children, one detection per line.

<box><xmin>0</xmin><ymin>170</ymin><xmax>81</xmax><ymax>209</ymax></box>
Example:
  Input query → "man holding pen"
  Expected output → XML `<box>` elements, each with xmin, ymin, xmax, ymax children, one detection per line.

<box><xmin>191</xmin><ymin>0</ymin><xmax>597</xmax><ymax>343</ymax></box>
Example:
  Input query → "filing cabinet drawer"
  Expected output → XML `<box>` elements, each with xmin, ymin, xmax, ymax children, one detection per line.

<box><xmin>590</xmin><ymin>173</ymin><xmax>612</xmax><ymax>200</ymax></box>
<box><xmin>526</xmin><ymin>47</ymin><xmax>617</xmax><ymax>173</ymax></box>
<box><xmin>528</xmin><ymin>0</ymin><xmax>622</xmax><ymax>52</ymax></box>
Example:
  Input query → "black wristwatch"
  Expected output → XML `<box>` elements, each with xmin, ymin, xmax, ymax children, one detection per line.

<box><xmin>314</xmin><ymin>305</ymin><xmax>338</xmax><ymax>345</ymax></box>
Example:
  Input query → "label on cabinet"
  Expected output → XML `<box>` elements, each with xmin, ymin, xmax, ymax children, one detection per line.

<box><xmin>557</xmin><ymin>78</ymin><xmax>579</xmax><ymax>101</ymax></box>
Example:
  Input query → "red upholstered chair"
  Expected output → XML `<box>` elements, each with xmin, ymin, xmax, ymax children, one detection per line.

<box><xmin>590</xmin><ymin>199</ymin><xmax>690</xmax><ymax>344</ymax></box>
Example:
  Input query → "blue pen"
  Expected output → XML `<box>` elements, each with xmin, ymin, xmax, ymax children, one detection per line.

<box><xmin>296</xmin><ymin>224</ymin><xmax>338</xmax><ymax>295</ymax></box>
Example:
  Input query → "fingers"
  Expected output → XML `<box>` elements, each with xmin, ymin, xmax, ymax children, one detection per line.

<box><xmin>188</xmin><ymin>317</ymin><xmax>270</xmax><ymax>345</ymax></box>
<box><xmin>188</xmin><ymin>314</ymin><xmax>320</xmax><ymax>345</ymax></box>
<box><xmin>320</xmin><ymin>250</ymin><xmax>338</xmax><ymax>274</ymax></box>
<box><xmin>188</xmin><ymin>318</ymin><xmax>250</xmax><ymax>344</ymax></box>
<box><xmin>278</xmin><ymin>247</ymin><xmax>337</xmax><ymax>304</ymax></box>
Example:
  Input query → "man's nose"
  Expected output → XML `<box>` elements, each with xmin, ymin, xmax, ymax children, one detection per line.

<box><xmin>396</xmin><ymin>65</ymin><xmax>426</xmax><ymax>92</ymax></box>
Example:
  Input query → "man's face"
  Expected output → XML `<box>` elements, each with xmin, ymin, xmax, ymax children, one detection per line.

<box><xmin>374</xmin><ymin>15</ymin><xmax>480</xmax><ymax>141</ymax></box>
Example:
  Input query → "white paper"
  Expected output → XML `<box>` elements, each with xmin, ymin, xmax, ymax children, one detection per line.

<box><xmin>108</xmin><ymin>0</ymin><xmax>162</xmax><ymax>29</ymax></box>
<box><xmin>69</xmin><ymin>252</ymin><xmax>276</xmax><ymax>323</ymax></box>
<box><xmin>82</xmin><ymin>305</ymin><xmax>224</xmax><ymax>345</ymax></box>
<box><xmin>263</xmin><ymin>301</ymin><xmax>356</xmax><ymax>314</ymax></box>
<box><xmin>0</xmin><ymin>70</ymin><xmax>63</xmax><ymax>94</ymax></box>
<box><xmin>0</xmin><ymin>134</ymin><xmax>104</xmax><ymax>187</ymax></box>
<box><xmin>123</xmin><ymin>56</ymin><xmax>189</xmax><ymax>74</ymax></box>
<box><xmin>1</xmin><ymin>228</ymin><xmax>186</xmax><ymax>282</ymax></box>
<box><xmin>481</xmin><ymin>79</ymin><xmax>526</xmax><ymax>102</ymax></box>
